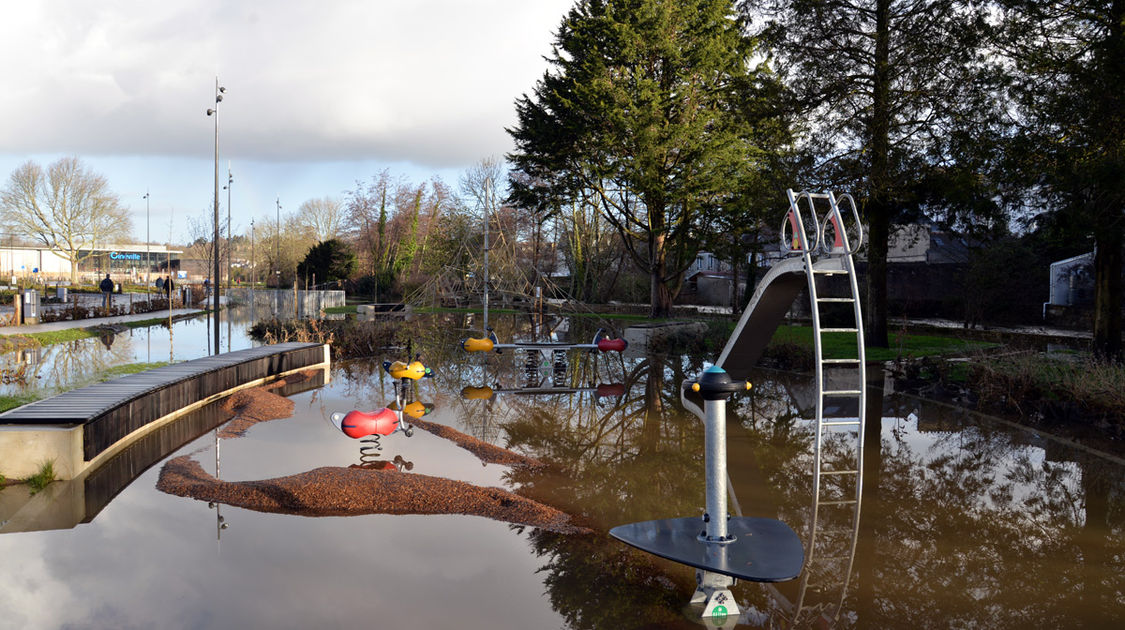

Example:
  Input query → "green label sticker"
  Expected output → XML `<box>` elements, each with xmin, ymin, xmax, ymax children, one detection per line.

<box><xmin>710</xmin><ymin>605</ymin><xmax>728</xmax><ymax>625</ymax></box>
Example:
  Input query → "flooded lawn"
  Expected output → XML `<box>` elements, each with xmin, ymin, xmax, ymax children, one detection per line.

<box><xmin>0</xmin><ymin>312</ymin><xmax>1122</xmax><ymax>628</ymax></box>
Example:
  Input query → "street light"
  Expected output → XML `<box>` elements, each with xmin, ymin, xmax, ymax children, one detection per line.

<box><xmin>275</xmin><ymin>196</ymin><xmax>281</xmax><ymax>288</ymax></box>
<box><xmin>143</xmin><ymin>190</ymin><xmax>150</xmax><ymax>295</ymax></box>
<box><xmin>206</xmin><ymin>77</ymin><xmax>225</xmax><ymax>355</ymax></box>
<box><xmin>223</xmin><ymin>164</ymin><xmax>232</xmax><ymax>290</ymax></box>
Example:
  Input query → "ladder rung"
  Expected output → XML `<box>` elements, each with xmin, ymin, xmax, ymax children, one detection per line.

<box><xmin>822</xmin><ymin>420</ymin><xmax>862</xmax><ymax>426</ymax></box>
<box><xmin>816</xmin><ymin>527</ymin><xmax>858</xmax><ymax>535</ymax></box>
<box><xmin>820</xmin><ymin>500</ymin><xmax>858</xmax><ymax>506</ymax></box>
<box><xmin>822</xmin><ymin>390</ymin><xmax>862</xmax><ymax>396</ymax></box>
<box><xmin>821</xmin><ymin>327</ymin><xmax>858</xmax><ymax>333</ymax></box>
<box><xmin>818</xmin><ymin>470</ymin><xmax>858</xmax><ymax>475</ymax></box>
<box><xmin>813</xmin><ymin>269</ymin><xmax>849</xmax><ymax>275</ymax></box>
<box><xmin>816</xmin><ymin>297</ymin><xmax>855</xmax><ymax>303</ymax></box>
<box><xmin>823</xmin><ymin>358</ymin><xmax>861</xmax><ymax>364</ymax></box>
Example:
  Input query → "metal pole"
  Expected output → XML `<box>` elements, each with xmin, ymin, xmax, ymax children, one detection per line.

<box><xmin>144</xmin><ymin>191</ymin><xmax>150</xmax><ymax>298</ymax></box>
<box><xmin>482</xmin><ymin>176</ymin><xmax>490</xmax><ymax>332</ymax></box>
<box><xmin>276</xmin><ymin>196</ymin><xmax>281</xmax><ymax>288</ymax></box>
<box><xmin>226</xmin><ymin>164</ymin><xmax>232</xmax><ymax>290</ymax></box>
<box><xmin>703</xmin><ymin>396</ymin><xmax>729</xmax><ymax>542</ymax></box>
<box><xmin>207</xmin><ymin>77</ymin><xmax>225</xmax><ymax>356</ymax></box>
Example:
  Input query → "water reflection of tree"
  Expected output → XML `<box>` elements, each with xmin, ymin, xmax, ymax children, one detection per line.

<box><xmin>526</xmin><ymin>529</ymin><xmax>696</xmax><ymax>630</ymax></box>
<box><xmin>502</xmin><ymin>353</ymin><xmax>705</xmax><ymax>527</ymax></box>
<box><xmin>723</xmin><ymin>377</ymin><xmax>1125</xmax><ymax>628</ymax></box>
<box><xmin>334</xmin><ymin>315</ymin><xmax>1125</xmax><ymax>626</ymax></box>
<box><xmin>865</xmin><ymin>412</ymin><xmax>1125</xmax><ymax>628</ymax></box>
<box><xmin>11</xmin><ymin>336</ymin><xmax>138</xmax><ymax>394</ymax></box>
<box><xmin>497</xmin><ymin>352</ymin><xmax>707</xmax><ymax>630</ymax></box>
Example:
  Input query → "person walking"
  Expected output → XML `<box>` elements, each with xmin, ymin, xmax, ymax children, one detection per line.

<box><xmin>164</xmin><ymin>275</ymin><xmax>175</xmax><ymax>306</ymax></box>
<box><xmin>99</xmin><ymin>273</ymin><xmax>114</xmax><ymax>312</ymax></box>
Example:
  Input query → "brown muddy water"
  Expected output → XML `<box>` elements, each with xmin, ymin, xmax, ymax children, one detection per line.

<box><xmin>0</xmin><ymin>312</ymin><xmax>1121</xmax><ymax>629</ymax></box>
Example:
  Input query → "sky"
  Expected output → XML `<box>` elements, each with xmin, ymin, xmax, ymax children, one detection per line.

<box><xmin>0</xmin><ymin>0</ymin><xmax>576</xmax><ymax>244</ymax></box>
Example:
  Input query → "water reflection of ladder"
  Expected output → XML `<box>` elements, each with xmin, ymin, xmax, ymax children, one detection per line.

<box><xmin>782</xmin><ymin>189</ymin><xmax>866</xmax><ymax>627</ymax></box>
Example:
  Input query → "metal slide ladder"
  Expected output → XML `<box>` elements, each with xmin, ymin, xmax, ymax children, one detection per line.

<box><xmin>778</xmin><ymin>189</ymin><xmax>867</xmax><ymax>627</ymax></box>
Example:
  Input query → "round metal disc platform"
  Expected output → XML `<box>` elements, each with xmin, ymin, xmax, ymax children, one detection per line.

<box><xmin>609</xmin><ymin>516</ymin><xmax>804</xmax><ymax>582</ymax></box>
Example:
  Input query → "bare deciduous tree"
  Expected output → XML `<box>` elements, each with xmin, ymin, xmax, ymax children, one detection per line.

<box><xmin>0</xmin><ymin>157</ymin><xmax>132</xmax><ymax>283</ymax></box>
<box><xmin>296</xmin><ymin>196</ymin><xmax>346</xmax><ymax>242</ymax></box>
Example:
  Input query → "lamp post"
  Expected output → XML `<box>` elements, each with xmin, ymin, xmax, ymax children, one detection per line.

<box><xmin>224</xmin><ymin>164</ymin><xmax>232</xmax><ymax>290</ymax></box>
<box><xmin>275</xmin><ymin>196</ymin><xmax>281</xmax><ymax>288</ymax></box>
<box><xmin>206</xmin><ymin>77</ymin><xmax>226</xmax><ymax>355</ymax></box>
<box><xmin>143</xmin><ymin>190</ymin><xmax>150</xmax><ymax>296</ymax></box>
<box><xmin>250</xmin><ymin>218</ymin><xmax>255</xmax><ymax>286</ymax></box>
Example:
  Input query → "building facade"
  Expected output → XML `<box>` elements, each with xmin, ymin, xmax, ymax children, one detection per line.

<box><xmin>0</xmin><ymin>244</ymin><xmax>182</xmax><ymax>284</ymax></box>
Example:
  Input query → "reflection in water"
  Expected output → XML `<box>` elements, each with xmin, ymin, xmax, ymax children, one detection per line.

<box><xmin>159</xmin><ymin>367</ymin><xmax>579</xmax><ymax>533</ymax></box>
<box><xmin>1</xmin><ymin>313</ymin><xmax>1122</xmax><ymax>628</ymax></box>
<box><xmin>443</xmin><ymin>321</ymin><xmax>1125</xmax><ymax>628</ymax></box>
<box><xmin>0</xmin><ymin>307</ymin><xmax>269</xmax><ymax>397</ymax></box>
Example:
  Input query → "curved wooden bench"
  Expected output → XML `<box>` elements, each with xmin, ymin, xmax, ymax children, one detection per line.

<box><xmin>0</xmin><ymin>342</ymin><xmax>330</xmax><ymax>480</ymax></box>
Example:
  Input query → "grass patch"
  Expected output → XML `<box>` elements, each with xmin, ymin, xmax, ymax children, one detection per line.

<box><xmin>769</xmin><ymin>325</ymin><xmax>995</xmax><ymax>362</ymax></box>
<box><xmin>26</xmin><ymin>460</ymin><xmax>56</xmax><ymax>494</ymax></box>
<box><xmin>972</xmin><ymin>354</ymin><xmax>1125</xmax><ymax>418</ymax></box>
<box><xmin>23</xmin><ymin>328</ymin><xmax>99</xmax><ymax>345</ymax></box>
<box><xmin>324</xmin><ymin>306</ymin><xmax>354</xmax><ymax>314</ymax></box>
<box><xmin>0</xmin><ymin>317</ymin><xmax>177</xmax><ymax>350</ymax></box>
<box><xmin>0</xmin><ymin>392</ymin><xmax>43</xmax><ymax>413</ymax></box>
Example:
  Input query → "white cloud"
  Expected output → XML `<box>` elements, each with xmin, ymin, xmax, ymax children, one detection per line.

<box><xmin>0</xmin><ymin>0</ymin><xmax>572</xmax><ymax>166</ymax></box>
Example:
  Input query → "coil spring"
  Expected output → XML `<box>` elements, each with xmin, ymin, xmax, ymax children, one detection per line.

<box><xmin>359</xmin><ymin>435</ymin><xmax>383</xmax><ymax>465</ymax></box>
<box><xmin>552</xmin><ymin>349</ymin><xmax>567</xmax><ymax>387</ymax></box>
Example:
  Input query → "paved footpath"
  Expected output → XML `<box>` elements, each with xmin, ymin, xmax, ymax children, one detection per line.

<box><xmin>0</xmin><ymin>309</ymin><xmax>205</xmax><ymax>336</ymax></box>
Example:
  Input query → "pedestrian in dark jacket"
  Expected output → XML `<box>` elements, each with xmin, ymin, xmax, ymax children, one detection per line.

<box><xmin>99</xmin><ymin>274</ymin><xmax>114</xmax><ymax>310</ymax></box>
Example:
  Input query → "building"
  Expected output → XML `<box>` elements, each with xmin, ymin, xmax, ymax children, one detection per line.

<box><xmin>0</xmin><ymin>244</ymin><xmax>182</xmax><ymax>285</ymax></box>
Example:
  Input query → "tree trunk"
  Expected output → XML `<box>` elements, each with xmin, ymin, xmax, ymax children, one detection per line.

<box><xmin>1092</xmin><ymin>218</ymin><xmax>1123</xmax><ymax>360</ymax></box>
<box><xmin>649</xmin><ymin>233</ymin><xmax>673</xmax><ymax>317</ymax></box>
<box><xmin>651</xmin><ymin>272</ymin><xmax>674</xmax><ymax>318</ymax></box>
<box><xmin>1092</xmin><ymin>0</ymin><xmax>1125</xmax><ymax>361</ymax></box>
<box><xmin>865</xmin><ymin>0</ymin><xmax>893</xmax><ymax>348</ymax></box>
<box><xmin>866</xmin><ymin>200</ymin><xmax>890</xmax><ymax>347</ymax></box>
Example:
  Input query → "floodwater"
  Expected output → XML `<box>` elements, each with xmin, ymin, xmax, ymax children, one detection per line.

<box><xmin>0</xmin><ymin>311</ymin><xmax>1122</xmax><ymax>629</ymax></box>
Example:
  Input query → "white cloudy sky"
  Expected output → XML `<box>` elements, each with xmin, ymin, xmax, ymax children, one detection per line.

<box><xmin>0</xmin><ymin>0</ymin><xmax>574</xmax><ymax>242</ymax></box>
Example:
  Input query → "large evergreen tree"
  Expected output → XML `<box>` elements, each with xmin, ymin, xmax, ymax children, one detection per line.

<box><xmin>753</xmin><ymin>0</ymin><xmax>994</xmax><ymax>346</ymax></box>
<box><xmin>1000</xmin><ymin>0</ymin><xmax>1125</xmax><ymax>359</ymax></box>
<box><xmin>297</xmin><ymin>239</ymin><xmax>357</xmax><ymax>286</ymax></box>
<box><xmin>508</xmin><ymin>0</ymin><xmax>770</xmax><ymax>317</ymax></box>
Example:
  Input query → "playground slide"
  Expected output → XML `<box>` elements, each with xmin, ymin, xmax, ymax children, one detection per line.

<box><xmin>714</xmin><ymin>257</ymin><xmax>804</xmax><ymax>380</ymax></box>
<box><xmin>715</xmin><ymin>256</ymin><xmax>845</xmax><ymax>381</ymax></box>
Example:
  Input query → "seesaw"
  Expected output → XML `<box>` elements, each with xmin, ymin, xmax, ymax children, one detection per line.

<box><xmin>382</xmin><ymin>356</ymin><xmax>434</xmax><ymax>380</ymax></box>
<box><xmin>461</xmin><ymin>327</ymin><xmax>627</xmax><ymax>353</ymax></box>
<box><xmin>460</xmin><ymin>382</ymin><xmax>625</xmax><ymax>400</ymax></box>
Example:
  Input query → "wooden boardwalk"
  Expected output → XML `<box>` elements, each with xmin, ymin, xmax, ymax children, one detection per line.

<box><xmin>0</xmin><ymin>342</ymin><xmax>330</xmax><ymax>478</ymax></box>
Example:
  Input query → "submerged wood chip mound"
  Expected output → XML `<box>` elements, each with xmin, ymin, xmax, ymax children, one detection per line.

<box><xmin>157</xmin><ymin>455</ymin><xmax>588</xmax><ymax>534</ymax></box>
<box><xmin>409</xmin><ymin>418</ymin><xmax>545</xmax><ymax>469</ymax></box>
<box><xmin>217</xmin><ymin>371</ymin><xmax>312</xmax><ymax>438</ymax></box>
<box><xmin>160</xmin><ymin>371</ymin><xmax>582</xmax><ymax>533</ymax></box>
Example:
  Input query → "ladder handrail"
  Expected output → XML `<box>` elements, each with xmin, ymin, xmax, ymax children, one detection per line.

<box><xmin>820</xmin><ymin>192</ymin><xmax>865</xmax><ymax>256</ymax></box>
<box><xmin>781</xmin><ymin>189</ymin><xmax>821</xmax><ymax>254</ymax></box>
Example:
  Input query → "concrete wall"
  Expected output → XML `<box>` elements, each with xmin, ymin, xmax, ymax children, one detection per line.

<box><xmin>227</xmin><ymin>288</ymin><xmax>345</xmax><ymax>317</ymax></box>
